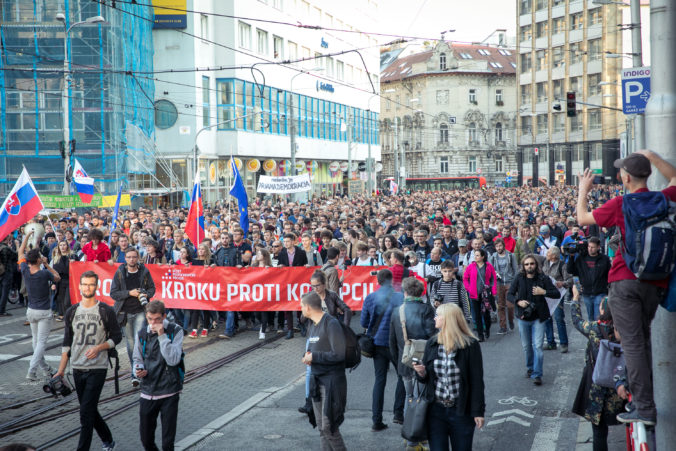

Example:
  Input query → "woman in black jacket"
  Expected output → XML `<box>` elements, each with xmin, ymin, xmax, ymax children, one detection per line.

<box><xmin>50</xmin><ymin>240</ymin><xmax>76</xmax><ymax>320</ymax></box>
<box><xmin>507</xmin><ymin>254</ymin><xmax>560</xmax><ymax>386</ymax></box>
<box><xmin>413</xmin><ymin>303</ymin><xmax>485</xmax><ymax>451</ymax></box>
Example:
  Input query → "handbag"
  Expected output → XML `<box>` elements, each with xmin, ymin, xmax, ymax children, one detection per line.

<box><xmin>358</xmin><ymin>297</ymin><xmax>390</xmax><ymax>358</ymax></box>
<box><xmin>400</xmin><ymin>306</ymin><xmax>427</xmax><ymax>368</ymax></box>
<box><xmin>401</xmin><ymin>381</ymin><xmax>430</xmax><ymax>442</ymax></box>
<box><xmin>592</xmin><ymin>339</ymin><xmax>625</xmax><ymax>388</ymax></box>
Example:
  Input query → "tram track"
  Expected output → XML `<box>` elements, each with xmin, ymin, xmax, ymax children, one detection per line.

<box><xmin>1</xmin><ymin>332</ymin><xmax>284</xmax><ymax>449</ymax></box>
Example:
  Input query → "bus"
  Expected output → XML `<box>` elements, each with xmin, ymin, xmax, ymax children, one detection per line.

<box><xmin>404</xmin><ymin>176</ymin><xmax>487</xmax><ymax>191</ymax></box>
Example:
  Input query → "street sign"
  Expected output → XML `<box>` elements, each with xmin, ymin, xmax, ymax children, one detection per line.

<box><xmin>621</xmin><ymin>67</ymin><xmax>651</xmax><ymax>115</ymax></box>
<box><xmin>477</xmin><ymin>168</ymin><xmax>482</xmax><ymax>174</ymax></box>
<box><xmin>534</xmin><ymin>147</ymin><xmax>539</xmax><ymax>155</ymax></box>
<box><xmin>449</xmin><ymin>117</ymin><xmax>456</xmax><ymax>124</ymax></box>
<box><xmin>357</xmin><ymin>162</ymin><xmax>366</xmax><ymax>172</ymax></box>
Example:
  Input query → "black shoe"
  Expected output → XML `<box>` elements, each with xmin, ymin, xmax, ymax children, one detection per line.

<box><xmin>617</xmin><ymin>410</ymin><xmax>656</xmax><ymax>426</ymax></box>
<box><xmin>372</xmin><ymin>422</ymin><xmax>388</xmax><ymax>431</ymax></box>
<box><xmin>392</xmin><ymin>416</ymin><xmax>404</xmax><ymax>425</ymax></box>
<box><xmin>526</xmin><ymin>369</ymin><xmax>533</xmax><ymax>378</ymax></box>
<box><xmin>478</xmin><ymin>336</ymin><xmax>485</xmax><ymax>342</ymax></box>
<box><xmin>543</xmin><ymin>343</ymin><xmax>557</xmax><ymax>350</ymax></box>
<box><xmin>285</xmin><ymin>330</ymin><xmax>294</xmax><ymax>339</ymax></box>
<box><xmin>0</xmin><ymin>312</ymin><xmax>12</xmax><ymax>317</ymax></box>
<box><xmin>485</xmin><ymin>329</ymin><xmax>490</xmax><ymax>339</ymax></box>
<box><xmin>533</xmin><ymin>377</ymin><xmax>542</xmax><ymax>386</ymax></box>
<box><xmin>509</xmin><ymin>321</ymin><xmax>515</xmax><ymax>330</ymax></box>
<box><xmin>497</xmin><ymin>328</ymin><xmax>508</xmax><ymax>335</ymax></box>
<box><xmin>298</xmin><ymin>398</ymin><xmax>312</xmax><ymax>414</ymax></box>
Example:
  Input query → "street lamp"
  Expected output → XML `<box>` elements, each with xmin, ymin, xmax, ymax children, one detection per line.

<box><xmin>289</xmin><ymin>67</ymin><xmax>323</xmax><ymax>201</ymax></box>
<box><xmin>56</xmin><ymin>13</ymin><xmax>106</xmax><ymax>195</ymax></box>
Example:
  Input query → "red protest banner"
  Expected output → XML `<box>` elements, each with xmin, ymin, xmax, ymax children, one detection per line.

<box><xmin>69</xmin><ymin>262</ymin><xmax>380</xmax><ymax>311</ymax></box>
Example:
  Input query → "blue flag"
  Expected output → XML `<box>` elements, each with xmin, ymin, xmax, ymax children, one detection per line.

<box><xmin>229</xmin><ymin>157</ymin><xmax>249</xmax><ymax>235</ymax></box>
<box><xmin>108</xmin><ymin>185</ymin><xmax>122</xmax><ymax>245</ymax></box>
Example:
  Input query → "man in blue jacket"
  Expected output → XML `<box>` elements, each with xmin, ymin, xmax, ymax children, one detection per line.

<box><xmin>360</xmin><ymin>269</ymin><xmax>405</xmax><ymax>430</ymax></box>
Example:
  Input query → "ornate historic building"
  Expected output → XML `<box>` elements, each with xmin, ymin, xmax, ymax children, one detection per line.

<box><xmin>379</xmin><ymin>41</ymin><xmax>518</xmax><ymax>186</ymax></box>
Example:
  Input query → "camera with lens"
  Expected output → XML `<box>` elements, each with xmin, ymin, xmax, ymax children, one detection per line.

<box><xmin>138</xmin><ymin>289</ymin><xmax>149</xmax><ymax>306</ymax></box>
<box><xmin>43</xmin><ymin>375</ymin><xmax>72</xmax><ymax>397</ymax></box>
<box><xmin>433</xmin><ymin>294</ymin><xmax>444</xmax><ymax>304</ymax></box>
<box><xmin>564</xmin><ymin>237</ymin><xmax>588</xmax><ymax>256</ymax></box>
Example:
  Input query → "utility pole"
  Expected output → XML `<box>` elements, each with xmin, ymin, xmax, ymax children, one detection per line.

<box><xmin>347</xmin><ymin>109</ymin><xmax>352</xmax><ymax>186</ymax></box>
<box><xmin>393</xmin><ymin>117</ymin><xmax>399</xmax><ymax>188</ymax></box>
<box><xmin>289</xmin><ymin>94</ymin><xmax>297</xmax><ymax>202</ymax></box>
<box><xmin>367</xmin><ymin>119</ymin><xmax>372</xmax><ymax>196</ymax></box>
<box><xmin>630</xmin><ymin>0</ymin><xmax>645</xmax><ymax>150</ymax></box>
<box><xmin>645</xmin><ymin>0</ymin><xmax>676</xmax><ymax>447</ymax></box>
<box><xmin>400</xmin><ymin>118</ymin><xmax>406</xmax><ymax>191</ymax></box>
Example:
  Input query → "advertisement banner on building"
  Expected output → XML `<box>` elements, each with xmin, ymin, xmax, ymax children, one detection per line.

<box><xmin>69</xmin><ymin>262</ymin><xmax>379</xmax><ymax>311</ymax></box>
<box><xmin>41</xmin><ymin>194</ymin><xmax>131</xmax><ymax>209</ymax></box>
<box><xmin>152</xmin><ymin>0</ymin><xmax>187</xmax><ymax>29</ymax></box>
<box><xmin>256</xmin><ymin>173</ymin><xmax>312</xmax><ymax>193</ymax></box>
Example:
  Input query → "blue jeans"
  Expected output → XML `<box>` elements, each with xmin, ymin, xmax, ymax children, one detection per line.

<box><xmin>427</xmin><ymin>402</ymin><xmax>475</xmax><ymax>451</ymax></box>
<box><xmin>124</xmin><ymin>312</ymin><xmax>146</xmax><ymax>369</ymax></box>
<box><xmin>582</xmin><ymin>293</ymin><xmax>605</xmax><ymax>321</ymax></box>
<box><xmin>224</xmin><ymin>311</ymin><xmax>236</xmax><ymax>336</ymax></box>
<box><xmin>544</xmin><ymin>304</ymin><xmax>568</xmax><ymax>346</ymax></box>
<box><xmin>26</xmin><ymin>308</ymin><xmax>53</xmax><ymax>376</ymax></box>
<box><xmin>518</xmin><ymin>318</ymin><xmax>546</xmax><ymax>379</ymax></box>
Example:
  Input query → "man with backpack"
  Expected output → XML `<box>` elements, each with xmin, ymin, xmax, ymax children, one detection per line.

<box><xmin>133</xmin><ymin>300</ymin><xmax>184</xmax><ymax>451</ymax></box>
<box><xmin>301</xmin><ymin>291</ymin><xmax>348</xmax><ymax>451</ymax></box>
<box><xmin>577</xmin><ymin>150</ymin><xmax>676</xmax><ymax>426</ymax></box>
<box><xmin>55</xmin><ymin>270</ymin><xmax>121</xmax><ymax>451</ymax></box>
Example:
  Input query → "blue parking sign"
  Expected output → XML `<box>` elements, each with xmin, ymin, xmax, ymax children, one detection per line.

<box><xmin>622</xmin><ymin>67</ymin><xmax>651</xmax><ymax>115</ymax></box>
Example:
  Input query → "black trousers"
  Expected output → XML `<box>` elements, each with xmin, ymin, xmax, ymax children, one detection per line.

<box><xmin>73</xmin><ymin>368</ymin><xmax>113</xmax><ymax>451</ymax></box>
<box><xmin>139</xmin><ymin>394</ymin><xmax>180</xmax><ymax>451</ymax></box>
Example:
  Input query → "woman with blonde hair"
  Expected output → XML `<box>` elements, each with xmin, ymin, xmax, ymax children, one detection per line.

<box><xmin>413</xmin><ymin>303</ymin><xmax>485</xmax><ymax>451</ymax></box>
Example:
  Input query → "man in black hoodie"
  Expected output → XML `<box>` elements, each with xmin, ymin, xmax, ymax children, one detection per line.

<box><xmin>301</xmin><ymin>291</ymin><xmax>347</xmax><ymax>451</ymax></box>
<box><xmin>110</xmin><ymin>248</ymin><xmax>156</xmax><ymax>387</ymax></box>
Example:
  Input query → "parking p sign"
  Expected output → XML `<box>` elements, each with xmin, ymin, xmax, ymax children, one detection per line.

<box><xmin>622</xmin><ymin>67</ymin><xmax>651</xmax><ymax>115</ymax></box>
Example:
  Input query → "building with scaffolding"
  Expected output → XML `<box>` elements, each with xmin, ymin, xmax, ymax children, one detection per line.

<box><xmin>0</xmin><ymin>0</ymin><xmax>156</xmax><ymax>198</ymax></box>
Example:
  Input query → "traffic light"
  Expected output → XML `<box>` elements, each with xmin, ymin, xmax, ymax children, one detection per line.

<box><xmin>566</xmin><ymin>92</ymin><xmax>576</xmax><ymax>117</ymax></box>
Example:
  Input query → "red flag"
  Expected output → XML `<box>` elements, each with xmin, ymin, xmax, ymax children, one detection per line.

<box><xmin>185</xmin><ymin>171</ymin><xmax>205</xmax><ymax>246</ymax></box>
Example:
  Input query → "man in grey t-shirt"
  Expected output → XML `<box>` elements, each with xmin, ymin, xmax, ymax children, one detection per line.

<box><xmin>55</xmin><ymin>270</ymin><xmax>122</xmax><ymax>451</ymax></box>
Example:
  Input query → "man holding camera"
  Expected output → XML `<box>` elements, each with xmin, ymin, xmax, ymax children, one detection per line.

<box><xmin>110</xmin><ymin>248</ymin><xmax>156</xmax><ymax>387</ymax></box>
<box><xmin>56</xmin><ymin>270</ymin><xmax>122</xmax><ymax>451</ymax></box>
<box><xmin>132</xmin><ymin>300</ymin><xmax>184</xmax><ymax>451</ymax></box>
<box><xmin>566</xmin><ymin>236</ymin><xmax>610</xmax><ymax>321</ymax></box>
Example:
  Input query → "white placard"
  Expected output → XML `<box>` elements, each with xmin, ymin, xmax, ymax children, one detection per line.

<box><xmin>257</xmin><ymin>173</ymin><xmax>312</xmax><ymax>193</ymax></box>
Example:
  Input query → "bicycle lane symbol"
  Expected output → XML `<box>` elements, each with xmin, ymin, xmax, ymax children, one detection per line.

<box><xmin>498</xmin><ymin>396</ymin><xmax>538</xmax><ymax>407</ymax></box>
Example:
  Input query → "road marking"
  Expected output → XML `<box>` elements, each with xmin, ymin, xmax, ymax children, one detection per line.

<box><xmin>487</xmin><ymin>415</ymin><xmax>532</xmax><ymax>427</ymax></box>
<box><xmin>498</xmin><ymin>396</ymin><xmax>538</xmax><ymax>406</ymax></box>
<box><xmin>530</xmin><ymin>415</ymin><xmax>562</xmax><ymax>451</ymax></box>
<box><xmin>0</xmin><ymin>354</ymin><xmax>62</xmax><ymax>362</ymax></box>
<box><xmin>493</xmin><ymin>409</ymin><xmax>535</xmax><ymax>419</ymax></box>
<box><xmin>0</xmin><ymin>334</ymin><xmax>28</xmax><ymax>344</ymax></box>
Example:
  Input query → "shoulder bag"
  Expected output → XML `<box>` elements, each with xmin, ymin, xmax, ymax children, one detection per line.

<box><xmin>400</xmin><ymin>305</ymin><xmax>427</xmax><ymax>368</ymax></box>
<box><xmin>592</xmin><ymin>339</ymin><xmax>626</xmax><ymax>389</ymax></box>
<box><xmin>401</xmin><ymin>380</ymin><xmax>430</xmax><ymax>442</ymax></box>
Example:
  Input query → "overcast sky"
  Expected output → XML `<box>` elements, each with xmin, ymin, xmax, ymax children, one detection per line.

<box><xmin>377</xmin><ymin>0</ymin><xmax>517</xmax><ymax>45</ymax></box>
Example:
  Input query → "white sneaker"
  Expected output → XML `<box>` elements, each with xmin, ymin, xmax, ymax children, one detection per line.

<box><xmin>259</xmin><ymin>331</ymin><xmax>265</xmax><ymax>340</ymax></box>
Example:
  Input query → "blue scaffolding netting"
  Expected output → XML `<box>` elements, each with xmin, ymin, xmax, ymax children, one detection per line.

<box><xmin>0</xmin><ymin>0</ymin><xmax>155</xmax><ymax>195</ymax></box>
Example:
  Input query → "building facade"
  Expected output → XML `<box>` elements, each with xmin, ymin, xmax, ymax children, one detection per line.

<box><xmin>153</xmin><ymin>0</ymin><xmax>381</xmax><ymax>204</ymax></box>
<box><xmin>379</xmin><ymin>42</ymin><xmax>518</xmax><ymax>187</ymax></box>
<box><xmin>516</xmin><ymin>0</ymin><xmax>623</xmax><ymax>186</ymax></box>
<box><xmin>0</xmin><ymin>0</ymin><xmax>155</xmax><ymax>195</ymax></box>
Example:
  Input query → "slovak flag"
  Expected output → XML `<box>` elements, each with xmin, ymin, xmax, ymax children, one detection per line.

<box><xmin>72</xmin><ymin>159</ymin><xmax>94</xmax><ymax>203</ymax></box>
<box><xmin>73</xmin><ymin>176</ymin><xmax>95</xmax><ymax>204</ymax></box>
<box><xmin>389</xmin><ymin>180</ymin><xmax>399</xmax><ymax>195</ymax></box>
<box><xmin>0</xmin><ymin>168</ymin><xmax>44</xmax><ymax>243</ymax></box>
<box><xmin>185</xmin><ymin>171</ymin><xmax>205</xmax><ymax>246</ymax></box>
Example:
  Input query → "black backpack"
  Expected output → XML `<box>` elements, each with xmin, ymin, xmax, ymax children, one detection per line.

<box><xmin>339</xmin><ymin>322</ymin><xmax>361</xmax><ymax>372</ymax></box>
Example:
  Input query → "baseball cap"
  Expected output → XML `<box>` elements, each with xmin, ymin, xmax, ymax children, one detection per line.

<box><xmin>613</xmin><ymin>153</ymin><xmax>652</xmax><ymax>178</ymax></box>
<box><xmin>458</xmin><ymin>239</ymin><xmax>468</xmax><ymax>247</ymax></box>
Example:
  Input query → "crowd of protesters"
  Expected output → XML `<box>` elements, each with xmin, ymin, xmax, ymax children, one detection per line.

<box><xmin>3</xmin><ymin>149</ymin><xmax>675</xmax><ymax>450</ymax></box>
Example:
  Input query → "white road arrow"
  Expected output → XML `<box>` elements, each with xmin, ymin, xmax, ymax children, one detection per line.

<box><xmin>486</xmin><ymin>416</ymin><xmax>531</xmax><ymax>427</ymax></box>
<box><xmin>492</xmin><ymin>409</ymin><xmax>535</xmax><ymax>419</ymax></box>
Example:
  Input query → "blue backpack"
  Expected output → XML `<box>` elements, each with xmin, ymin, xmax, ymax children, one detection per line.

<box><xmin>621</xmin><ymin>191</ymin><xmax>676</xmax><ymax>311</ymax></box>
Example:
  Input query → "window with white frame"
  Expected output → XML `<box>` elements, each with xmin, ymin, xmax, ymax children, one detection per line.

<box><xmin>553</xmin><ymin>46</ymin><xmax>564</xmax><ymax>68</ymax></box>
<box><xmin>495</xmin><ymin>157</ymin><xmax>503</xmax><ymax>173</ymax></box>
<box><xmin>570</xmin><ymin>42</ymin><xmax>583</xmax><ymax>64</ymax></box>
<box><xmin>468</xmin><ymin>122</ymin><xmax>478</xmax><ymax>144</ymax></box>
<box><xmin>553</xmin><ymin>112</ymin><xmax>565</xmax><ymax>133</ymax></box>
<box><xmin>571</xmin><ymin>13</ymin><xmax>583</xmax><ymax>30</ymax></box>
<box><xmin>495</xmin><ymin>122</ymin><xmax>503</xmax><ymax>143</ymax></box>
<box><xmin>460</xmin><ymin>52</ymin><xmax>473</xmax><ymax>59</ymax></box>
<box><xmin>468</xmin><ymin>156</ymin><xmax>477</xmax><ymax>172</ymax></box>
<box><xmin>536</xmin><ymin>21</ymin><xmax>548</xmax><ymax>39</ymax></box>
<box><xmin>336</xmin><ymin>60</ymin><xmax>344</xmax><ymax>80</ymax></box>
<box><xmin>469</xmin><ymin>89</ymin><xmax>477</xmax><ymax>104</ymax></box>
<box><xmin>553</xmin><ymin>79</ymin><xmax>563</xmax><ymax>99</ymax></box>
<box><xmin>537</xmin><ymin>114</ymin><xmax>548</xmax><ymax>134</ymax></box>
<box><xmin>570</xmin><ymin>76</ymin><xmax>582</xmax><ymax>94</ymax></box>
<box><xmin>440</xmin><ymin>53</ymin><xmax>447</xmax><ymax>70</ymax></box>
<box><xmin>520</xmin><ymin>0</ymin><xmax>532</xmax><ymax>14</ymax></box>
<box><xmin>495</xmin><ymin>89</ymin><xmax>503</xmax><ymax>105</ymax></box>
<box><xmin>521</xmin><ymin>116</ymin><xmax>532</xmax><ymax>136</ymax></box>
<box><xmin>589</xmin><ymin>110</ymin><xmax>602</xmax><ymax>130</ymax></box>
<box><xmin>570</xmin><ymin>114</ymin><xmax>582</xmax><ymax>132</ymax></box>
<box><xmin>238</xmin><ymin>22</ymin><xmax>252</xmax><ymax>49</ymax></box>
<box><xmin>536</xmin><ymin>50</ymin><xmax>547</xmax><ymax>71</ymax></box>
<box><xmin>490</xmin><ymin>62</ymin><xmax>503</xmax><ymax>69</ymax></box>
<box><xmin>588</xmin><ymin>8</ymin><xmax>602</xmax><ymax>26</ymax></box>
<box><xmin>553</xmin><ymin>17</ymin><xmax>565</xmax><ymax>34</ymax></box>
<box><xmin>288</xmin><ymin>41</ymin><xmax>298</xmax><ymax>63</ymax></box>
<box><xmin>588</xmin><ymin>39</ymin><xmax>602</xmax><ymax>61</ymax></box>
<box><xmin>520</xmin><ymin>53</ymin><xmax>532</xmax><ymax>72</ymax></box>
<box><xmin>520</xmin><ymin>25</ymin><xmax>532</xmax><ymax>41</ymax></box>
<box><xmin>588</xmin><ymin>73</ymin><xmax>601</xmax><ymax>96</ymax></box>
<box><xmin>440</xmin><ymin>156</ymin><xmax>449</xmax><ymax>173</ymax></box>
<box><xmin>326</xmin><ymin>57</ymin><xmax>335</xmax><ymax>77</ymax></box>
<box><xmin>202</xmin><ymin>76</ymin><xmax>210</xmax><ymax>126</ymax></box>
<box><xmin>273</xmin><ymin>35</ymin><xmax>283</xmax><ymax>59</ymax></box>
<box><xmin>440</xmin><ymin>124</ymin><xmax>449</xmax><ymax>143</ymax></box>
<box><xmin>257</xmin><ymin>29</ymin><xmax>268</xmax><ymax>55</ymax></box>
<box><xmin>521</xmin><ymin>84</ymin><xmax>532</xmax><ymax>104</ymax></box>
<box><xmin>536</xmin><ymin>82</ymin><xmax>548</xmax><ymax>103</ymax></box>
<box><xmin>200</xmin><ymin>14</ymin><xmax>208</xmax><ymax>40</ymax></box>
<box><xmin>478</xmin><ymin>49</ymin><xmax>491</xmax><ymax>56</ymax></box>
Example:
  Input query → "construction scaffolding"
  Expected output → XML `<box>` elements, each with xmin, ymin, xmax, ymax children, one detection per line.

<box><xmin>0</xmin><ymin>0</ymin><xmax>156</xmax><ymax>195</ymax></box>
